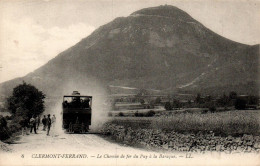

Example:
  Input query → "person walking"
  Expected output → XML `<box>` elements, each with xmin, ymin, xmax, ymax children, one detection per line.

<box><xmin>42</xmin><ymin>115</ymin><xmax>47</xmax><ymax>131</ymax></box>
<box><xmin>51</xmin><ymin>115</ymin><xmax>56</xmax><ymax>128</ymax></box>
<box><xmin>35</xmin><ymin>115</ymin><xmax>39</xmax><ymax>130</ymax></box>
<box><xmin>37</xmin><ymin>115</ymin><xmax>40</xmax><ymax>129</ymax></box>
<box><xmin>21</xmin><ymin>117</ymin><xmax>29</xmax><ymax>136</ymax></box>
<box><xmin>30</xmin><ymin>115</ymin><xmax>37</xmax><ymax>134</ymax></box>
<box><xmin>46</xmin><ymin>114</ymin><xmax>52</xmax><ymax>136</ymax></box>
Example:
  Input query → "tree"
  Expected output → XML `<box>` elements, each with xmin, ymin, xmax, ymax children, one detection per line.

<box><xmin>140</xmin><ymin>99</ymin><xmax>145</xmax><ymax>105</ymax></box>
<box><xmin>229</xmin><ymin>91</ymin><xmax>237</xmax><ymax>100</ymax></box>
<box><xmin>7</xmin><ymin>82</ymin><xmax>45</xmax><ymax>117</ymax></box>
<box><xmin>146</xmin><ymin>110</ymin><xmax>155</xmax><ymax>117</ymax></box>
<box><xmin>217</xmin><ymin>93</ymin><xmax>229</xmax><ymax>107</ymax></box>
<box><xmin>195</xmin><ymin>93</ymin><xmax>202</xmax><ymax>104</ymax></box>
<box><xmin>234</xmin><ymin>98</ymin><xmax>247</xmax><ymax>110</ymax></box>
<box><xmin>164</xmin><ymin>102</ymin><xmax>172</xmax><ymax>110</ymax></box>
<box><xmin>172</xmin><ymin>99</ymin><xmax>180</xmax><ymax>109</ymax></box>
<box><xmin>136</xmin><ymin>89</ymin><xmax>149</xmax><ymax>97</ymax></box>
<box><xmin>248</xmin><ymin>95</ymin><xmax>259</xmax><ymax>105</ymax></box>
<box><xmin>154</xmin><ymin>97</ymin><xmax>161</xmax><ymax>104</ymax></box>
<box><xmin>136</xmin><ymin>89</ymin><xmax>148</xmax><ymax>105</ymax></box>
<box><xmin>207</xmin><ymin>102</ymin><xmax>216</xmax><ymax>113</ymax></box>
<box><xmin>205</xmin><ymin>95</ymin><xmax>212</xmax><ymax>102</ymax></box>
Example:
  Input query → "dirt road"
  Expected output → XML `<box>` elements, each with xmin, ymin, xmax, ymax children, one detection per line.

<box><xmin>0</xmin><ymin>128</ymin><xmax>162</xmax><ymax>165</ymax></box>
<box><xmin>1</xmin><ymin>127</ymin><xmax>258</xmax><ymax>166</ymax></box>
<box><xmin>6</xmin><ymin>129</ymin><xmax>146</xmax><ymax>154</ymax></box>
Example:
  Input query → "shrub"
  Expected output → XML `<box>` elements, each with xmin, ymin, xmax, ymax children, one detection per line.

<box><xmin>172</xmin><ymin>99</ymin><xmax>181</xmax><ymax>109</ymax></box>
<box><xmin>134</xmin><ymin>111</ymin><xmax>145</xmax><ymax>117</ymax></box>
<box><xmin>146</xmin><ymin>110</ymin><xmax>156</xmax><ymax>117</ymax></box>
<box><xmin>154</xmin><ymin>97</ymin><xmax>161</xmax><ymax>104</ymax></box>
<box><xmin>215</xmin><ymin>107</ymin><xmax>228</xmax><ymax>112</ymax></box>
<box><xmin>118</xmin><ymin>112</ymin><xmax>124</xmax><ymax>117</ymax></box>
<box><xmin>209</xmin><ymin>106</ymin><xmax>216</xmax><ymax>113</ymax></box>
<box><xmin>0</xmin><ymin>115</ymin><xmax>7</xmax><ymax>128</ymax></box>
<box><xmin>8</xmin><ymin>122</ymin><xmax>21</xmax><ymax>133</ymax></box>
<box><xmin>108</xmin><ymin>112</ymin><xmax>113</xmax><ymax>117</ymax></box>
<box><xmin>235</xmin><ymin>98</ymin><xmax>247</xmax><ymax>110</ymax></box>
<box><xmin>140</xmin><ymin>99</ymin><xmax>145</xmax><ymax>105</ymax></box>
<box><xmin>0</xmin><ymin>114</ymin><xmax>27</xmax><ymax>140</ymax></box>
<box><xmin>201</xmin><ymin>109</ymin><xmax>208</xmax><ymax>114</ymax></box>
<box><xmin>0</xmin><ymin>116</ymin><xmax>10</xmax><ymax>140</ymax></box>
<box><xmin>164</xmin><ymin>102</ymin><xmax>172</xmax><ymax>110</ymax></box>
<box><xmin>183</xmin><ymin>110</ymin><xmax>188</xmax><ymax>114</ymax></box>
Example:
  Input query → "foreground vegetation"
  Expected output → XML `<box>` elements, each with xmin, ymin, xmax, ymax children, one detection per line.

<box><xmin>0</xmin><ymin>82</ymin><xmax>45</xmax><ymax>141</ymax></box>
<box><xmin>151</xmin><ymin>110</ymin><xmax>260</xmax><ymax>136</ymax></box>
<box><xmin>102</xmin><ymin>110</ymin><xmax>260</xmax><ymax>153</ymax></box>
<box><xmin>110</xmin><ymin>110</ymin><xmax>260</xmax><ymax>136</ymax></box>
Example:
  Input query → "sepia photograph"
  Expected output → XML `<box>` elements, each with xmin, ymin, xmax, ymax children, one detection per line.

<box><xmin>0</xmin><ymin>0</ymin><xmax>259</xmax><ymax>165</ymax></box>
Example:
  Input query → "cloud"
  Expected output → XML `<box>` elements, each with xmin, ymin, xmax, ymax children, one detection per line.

<box><xmin>0</xmin><ymin>17</ymin><xmax>95</xmax><ymax>83</ymax></box>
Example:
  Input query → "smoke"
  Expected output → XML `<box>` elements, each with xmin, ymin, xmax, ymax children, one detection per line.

<box><xmin>44</xmin><ymin>76</ymin><xmax>111</xmax><ymax>134</ymax></box>
<box><xmin>48</xmin><ymin>101</ymin><xmax>64</xmax><ymax>135</ymax></box>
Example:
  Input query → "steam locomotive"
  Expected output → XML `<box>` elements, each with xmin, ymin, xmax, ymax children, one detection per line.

<box><xmin>62</xmin><ymin>91</ymin><xmax>92</xmax><ymax>133</ymax></box>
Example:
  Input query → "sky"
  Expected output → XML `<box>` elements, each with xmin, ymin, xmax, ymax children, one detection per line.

<box><xmin>0</xmin><ymin>0</ymin><xmax>259</xmax><ymax>83</ymax></box>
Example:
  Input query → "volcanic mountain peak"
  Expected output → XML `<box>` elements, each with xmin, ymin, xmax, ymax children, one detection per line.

<box><xmin>131</xmin><ymin>5</ymin><xmax>193</xmax><ymax>20</ymax></box>
<box><xmin>0</xmin><ymin>5</ymin><xmax>258</xmax><ymax>97</ymax></box>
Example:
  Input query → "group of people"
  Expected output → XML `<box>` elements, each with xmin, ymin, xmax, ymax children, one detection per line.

<box><xmin>41</xmin><ymin>114</ymin><xmax>56</xmax><ymax>135</ymax></box>
<box><xmin>63</xmin><ymin>97</ymin><xmax>90</xmax><ymax>109</ymax></box>
<box><xmin>22</xmin><ymin>114</ymin><xmax>56</xmax><ymax>136</ymax></box>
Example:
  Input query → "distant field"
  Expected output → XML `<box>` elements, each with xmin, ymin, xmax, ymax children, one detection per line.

<box><xmin>110</xmin><ymin>107</ymin><xmax>165</xmax><ymax>116</ymax></box>
<box><xmin>108</xmin><ymin>109</ymin><xmax>260</xmax><ymax>136</ymax></box>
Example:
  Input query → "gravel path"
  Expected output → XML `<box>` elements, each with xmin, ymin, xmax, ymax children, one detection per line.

<box><xmin>0</xmin><ymin>127</ymin><xmax>258</xmax><ymax>166</ymax></box>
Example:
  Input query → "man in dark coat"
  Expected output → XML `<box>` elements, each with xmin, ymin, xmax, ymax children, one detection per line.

<box><xmin>42</xmin><ymin>115</ymin><xmax>47</xmax><ymax>131</ymax></box>
<box><xmin>30</xmin><ymin>115</ymin><xmax>37</xmax><ymax>134</ymax></box>
<box><xmin>46</xmin><ymin>114</ymin><xmax>52</xmax><ymax>136</ymax></box>
<box><xmin>20</xmin><ymin>116</ymin><xmax>29</xmax><ymax>135</ymax></box>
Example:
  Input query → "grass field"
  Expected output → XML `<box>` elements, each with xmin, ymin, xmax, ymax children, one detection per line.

<box><xmin>108</xmin><ymin>110</ymin><xmax>260</xmax><ymax>136</ymax></box>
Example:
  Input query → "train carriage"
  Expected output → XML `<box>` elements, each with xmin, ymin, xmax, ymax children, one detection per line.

<box><xmin>62</xmin><ymin>91</ymin><xmax>92</xmax><ymax>133</ymax></box>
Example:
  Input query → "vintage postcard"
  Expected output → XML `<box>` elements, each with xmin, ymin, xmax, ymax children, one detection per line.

<box><xmin>0</xmin><ymin>0</ymin><xmax>259</xmax><ymax>165</ymax></box>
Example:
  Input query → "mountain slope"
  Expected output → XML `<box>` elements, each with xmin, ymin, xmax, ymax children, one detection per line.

<box><xmin>0</xmin><ymin>5</ymin><xmax>259</xmax><ymax>97</ymax></box>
